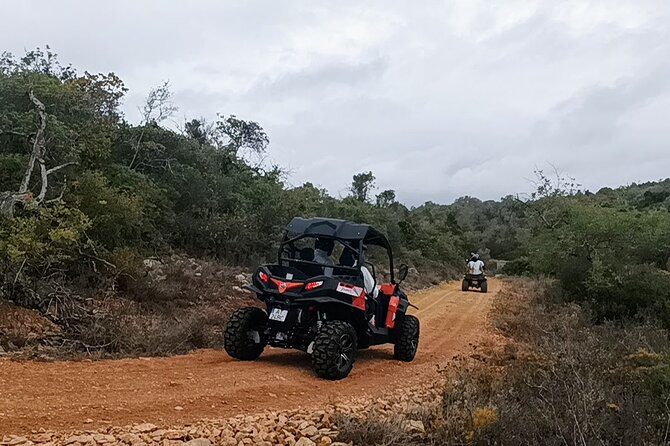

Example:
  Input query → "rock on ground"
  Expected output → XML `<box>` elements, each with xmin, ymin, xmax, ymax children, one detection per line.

<box><xmin>7</xmin><ymin>381</ymin><xmax>443</xmax><ymax>446</ymax></box>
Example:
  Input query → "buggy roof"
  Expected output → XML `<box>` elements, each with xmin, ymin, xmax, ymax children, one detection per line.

<box><xmin>286</xmin><ymin>217</ymin><xmax>391</xmax><ymax>250</ymax></box>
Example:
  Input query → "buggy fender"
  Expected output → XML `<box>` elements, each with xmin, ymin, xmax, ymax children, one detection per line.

<box><xmin>397</xmin><ymin>299</ymin><xmax>414</xmax><ymax>312</ymax></box>
<box><xmin>385</xmin><ymin>295</ymin><xmax>400</xmax><ymax>329</ymax></box>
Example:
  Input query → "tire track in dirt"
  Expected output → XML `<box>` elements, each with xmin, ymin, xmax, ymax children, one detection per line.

<box><xmin>412</xmin><ymin>280</ymin><xmax>493</xmax><ymax>359</ymax></box>
<box><xmin>0</xmin><ymin>280</ymin><xmax>498</xmax><ymax>435</ymax></box>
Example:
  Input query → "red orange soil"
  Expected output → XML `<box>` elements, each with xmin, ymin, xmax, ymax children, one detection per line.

<box><xmin>0</xmin><ymin>280</ymin><xmax>497</xmax><ymax>435</ymax></box>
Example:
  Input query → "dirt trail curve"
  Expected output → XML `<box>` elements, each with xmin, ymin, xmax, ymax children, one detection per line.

<box><xmin>0</xmin><ymin>280</ymin><xmax>497</xmax><ymax>435</ymax></box>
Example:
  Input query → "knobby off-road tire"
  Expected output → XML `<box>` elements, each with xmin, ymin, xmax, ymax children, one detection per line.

<box><xmin>311</xmin><ymin>321</ymin><xmax>358</xmax><ymax>380</ymax></box>
<box><xmin>481</xmin><ymin>280</ymin><xmax>488</xmax><ymax>293</ymax></box>
<box><xmin>394</xmin><ymin>315</ymin><xmax>420</xmax><ymax>362</ymax></box>
<box><xmin>224</xmin><ymin>307</ymin><xmax>268</xmax><ymax>360</ymax></box>
<box><xmin>461</xmin><ymin>279</ymin><xmax>469</xmax><ymax>292</ymax></box>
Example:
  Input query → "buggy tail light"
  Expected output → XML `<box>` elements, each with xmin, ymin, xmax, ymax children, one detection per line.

<box><xmin>258</xmin><ymin>271</ymin><xmax>269</xmax><ymax>283</ymax></box>
<box><xmin>305</xmin><ymin>281</ymin><xmax>324</xmax><ymax>291</ymax></box>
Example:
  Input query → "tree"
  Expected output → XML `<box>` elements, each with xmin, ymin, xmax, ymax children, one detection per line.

<box><xmin>528</xmin><ymin>167</ymin><xmax>581</xmax><ymax>200</ymax></box>
<box><xmin>376</xmin><ymin>189</ymin><xmax>396</xmax><ymax>208</ymax></box>
<box><xmin>0</xmin><ymin>46</ymin><xmax>76</xmax><ymax>80</ymax></box>
<box><xmin>0</xmin><ymin>89</ymin><xmax>76</xmax><ymax>216</ymax></box>
<box><xmin>517</xmin><ymin>168</ymin><xmax>583</xmax><ymax>230</ymax></box>
<box><xmin>129</xmin><ymin>81</ymin><xmax>178</xmax><ymax>169</ymax></box>
<box><xmin>212</xmin><ymin>115</ymin><xmax>269</xmax><ymax>156</ymax></box>
<box><xmin>184</xmin><ymin>118</ymin><xmax>211</xmax><ymax>145</ymax></box>
<box><xmin>350</xmin><ymin>171</ymin><xmax>376</xmax><ymax>202</ymax></box>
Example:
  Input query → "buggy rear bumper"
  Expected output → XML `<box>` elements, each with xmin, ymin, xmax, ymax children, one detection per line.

<box><xmin>245</xmin><ymin>284</ymin><xmax>364</xmax><ymax>311</ymax></box>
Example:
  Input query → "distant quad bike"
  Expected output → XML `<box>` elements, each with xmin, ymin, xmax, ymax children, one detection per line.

<box><xmin>224</xmin><ymin>217</ymin><xmax>419</xmax><ymax>380</ymax></box>
<box><xmin>462</xmin><ymin>273</ymin><xmax>488</xmax><ymax>293</ymax></box>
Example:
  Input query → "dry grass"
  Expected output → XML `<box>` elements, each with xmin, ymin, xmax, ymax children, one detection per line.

<box><xmin>333</xmin><ymin>414</ymin><xmax>411</xmax><ymax>446</ymax></box>
<box><xmin>435</xmin><ymin>278</ymin><xmax>670</xmax><ymax>445</ymax></box>
<box><xmin>69</xmin><ymin>300</ymin><xmax>233</xmax><ymax>357</ymax></box>
<box><xmin>334</xmin><ymin>278</ymin><xmax>670</xmax><ymax>446</ymax></box>
<box><xmin>0</xmin><ymin>256</ymin><xmax>257</xmax><ymax>358</ymax></box>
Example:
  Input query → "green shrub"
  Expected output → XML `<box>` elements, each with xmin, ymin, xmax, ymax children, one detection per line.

<box><xmin>502</xmin><ymin>257</ymin><xmax>530</xmax><ymax>275</ymax></box>
<box><xmin>0</xmin><ymin>203</ymin><xmax>91</xmax><ymax>275</ymax></box>
<box><xmin>529</xmin><ymin>199</ymin><xmax>670</xmax><ymax>325</ymax></box>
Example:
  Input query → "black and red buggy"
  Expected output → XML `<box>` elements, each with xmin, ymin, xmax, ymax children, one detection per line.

<box><xmin>223</xmin><ymin>217</ymin><xmax>419</xmax><ymax>380</ymax></box>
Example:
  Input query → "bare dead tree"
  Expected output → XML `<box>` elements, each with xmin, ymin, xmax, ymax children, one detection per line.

<box><xmin>514</xmin><ymin>167</ymin><xmax>582</xmax><ymax>230</ymax></box>
<box><xmin>128</xmin><ymin>81</ymin><xmax>178</xmax><ymax>169</ymax></box>
<box><xmin>0</xmin><ymin>90</ymin><xmax>77</xmax><ymax>217</ymax></box>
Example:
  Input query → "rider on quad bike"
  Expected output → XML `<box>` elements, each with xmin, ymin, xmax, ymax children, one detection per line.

<box><xmin>223</xmin><ymin>217</ymin><xmax>419</xmax><ymax>380</ymax></box>
<box><xmin>462</xmin><ymin>253</ymin><xmax>488</xmax><ymax>293</ymax></box>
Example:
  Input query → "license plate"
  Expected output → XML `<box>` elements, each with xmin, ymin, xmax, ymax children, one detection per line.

<box><xmin>269</xmin><ymin>308</ymin><xmax>288</xmax><ymax>322</ymax></box>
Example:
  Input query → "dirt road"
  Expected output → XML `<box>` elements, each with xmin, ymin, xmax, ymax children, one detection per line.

<box><xmin>0</xmin><ymin>280</ymin><xmax>496</xmax><ymax>435</ymax></box>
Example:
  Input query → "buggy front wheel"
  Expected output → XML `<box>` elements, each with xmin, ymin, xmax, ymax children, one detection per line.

<box><xmin>394</xmin><ymin>315</ymin><xmax>420</xmax><ymax>361</ymax></box>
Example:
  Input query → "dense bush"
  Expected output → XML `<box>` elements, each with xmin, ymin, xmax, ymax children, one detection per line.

<box><xmin>436</xmin><ymin>279</ymin><xmax>670</xmax><ymax>445</ymax></box>
<box><xmin>0</xmin><ymin>48</ymin><xmax>476</xmax><ymax>292</ymax></box>
<box><xmin>331</xmin><ymin>279</ymin><xmax>670</xmax><ymax>445</ymax></box>
<box><xmin>528</xmin><ymin>197</ymin><xmax>670</xmax><ymax>326</ymax></box>
<box><xmin>501</xmin><ymin>257</ymin><xmax>530</xmax><ymax>275</ymax></box>
<box><xmin>494</xmin><ymin>280</ymin><xmax>670</xmax><ymax>445</ymax></box>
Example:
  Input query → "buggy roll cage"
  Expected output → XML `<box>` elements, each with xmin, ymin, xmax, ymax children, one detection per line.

<box><xmin>279</xmin><ymin>217</ymin><xmax>396</xmax><ymax>283</ymax></box>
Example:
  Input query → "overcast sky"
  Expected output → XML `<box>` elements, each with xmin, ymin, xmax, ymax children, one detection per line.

<box><xmin>3</xmin><ymin>0</ymin><xmax>669</xmax><ymax>205</ymax></box>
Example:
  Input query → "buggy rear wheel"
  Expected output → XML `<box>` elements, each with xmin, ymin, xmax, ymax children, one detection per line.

<box><xmin>311</xmin><ymin>321</ymin><xmax>358</xmax><ymax>380</ymax></box>
<box><xmin>461</xmin><ymin>279</ymin><xmax>469</xmax><ymax>291</ymax></box>
<box><xmin>224</xmin><ymin>307</ymin><xmax>268</xmax><ymax>360</ymax></box>
<box><xmin>394</xmin><ymin>315</ymin><xmax>420</xmax><ymax>361</ymax></box>
<box><xmin>480</xmin><ymin>280</ymin><xmax>488</xmax><ymax>293</ymax></box>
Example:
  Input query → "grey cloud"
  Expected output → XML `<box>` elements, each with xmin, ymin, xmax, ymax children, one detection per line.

<box><xmin>247</xmin><ymin>57</ymin><xmax>388</xmax><ymax>99</ymax></box>
<box><xmin>3</xmin><ymin>0</ymin><xmax>670</xmax><ymax>204</ymax></box>
<box><xmin>526</xmin><ymin>53</ymin><xmax>670</xmax><ymax>190</ymax></box>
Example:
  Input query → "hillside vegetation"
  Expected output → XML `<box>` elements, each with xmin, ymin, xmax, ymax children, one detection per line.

<box><xmin>0</xmin><ymin>48</ymin><xmax>474</xmax><ymax>355</ymax></box>
<box><xmin>0</xmin><ymin>49</ymin><xmax>470</xmax><ymax>286</ymax></box>
<box><xmin>1</xmin><ymin>47</ymin><xmax>670</xmax><ymax>356</ymax></box>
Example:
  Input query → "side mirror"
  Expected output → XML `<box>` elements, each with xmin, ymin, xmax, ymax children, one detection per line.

<box><xmin>397</xmin><ymin>264</ymin><xmax>409</xmax><ymax>283</ymax></box>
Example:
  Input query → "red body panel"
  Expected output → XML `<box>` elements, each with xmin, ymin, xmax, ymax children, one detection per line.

<box><xmin>352</xmin><ymin>290</ymin><xmax>366</xmax><ymax>311</ymax></box>
<box><xmin>337</xmin><ymin>282</ymin><xmax>366</xmax><ymax>311</ymax></box>
<box><xmin>385</xmin><ymin>295</ymin><xmax>400</xmax><ymax>329</ymax></box>
<box><xmin>379</xmin><ymin>283</ymin><xmax>397</xmax><ymax>296</ymax></box>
